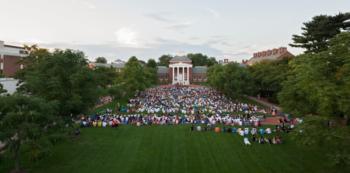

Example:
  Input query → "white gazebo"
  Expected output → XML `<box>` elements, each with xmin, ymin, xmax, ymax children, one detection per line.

<box><xmin>169</xmin><ymin>62</ymin><xmax>192</xmax><ymax>85</ymax></box>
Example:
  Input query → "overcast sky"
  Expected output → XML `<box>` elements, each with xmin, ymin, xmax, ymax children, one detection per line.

<box><xmin>0</xmin><ymin>0</ymin><xmax>349</xmax><ymax>62</ymax></box>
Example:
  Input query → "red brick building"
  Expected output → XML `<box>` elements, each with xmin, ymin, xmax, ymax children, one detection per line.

<box><xmin>157</xmin><ymin>56</ymin><xmax>207</xmax><ymax>85</ymax></box>
<box><xmin>0</xmin><ymin>41</ymin><xmax>27</xmax><ymax>77</ymax></box>
<box><xmin>246</xmin><ymin>47</ymin><xmax>294</xmax><ymax>66</ymax></box>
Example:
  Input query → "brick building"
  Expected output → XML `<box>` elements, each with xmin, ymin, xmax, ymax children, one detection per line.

<box><xmin>246</xmin><ymin>47</ymin><xmax>294</xmax><ymax>66</ymax></box>
<box><xmin>0</xmin><ymin>41</ymin><xmax>27</xmax><ymax>77</ymax></box>
<box><xmin>157</xmin><ymin>56</ymin><xmax>207</xmax><ymax>85</ymax></box>
<box><xmin>88</xmin><ymin>59</ymin><xmax>126</xmax><ymax>73</ymax></box>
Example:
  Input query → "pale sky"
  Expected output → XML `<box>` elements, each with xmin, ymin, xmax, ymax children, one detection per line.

<box><xmin>0</xmin><ymin>0</ymin><xmax>349</xmax><ymax>62</ymax></box>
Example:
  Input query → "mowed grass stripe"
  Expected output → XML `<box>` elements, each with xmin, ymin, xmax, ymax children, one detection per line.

<box><xmin>202</xmin><ymin>132</ymin><xmax>224</xmax><ymax>173</ymax></box>
<box><xmin>2</xmin><ymin>125</ymin><xmax>332</xmax><ymax>173</ymax></box>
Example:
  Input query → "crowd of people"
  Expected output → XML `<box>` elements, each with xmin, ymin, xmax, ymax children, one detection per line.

<box><xmin>127</xmin><ymin>86</ymin><xmax>270</xmax><ymax>116</ymax></box>
<box><xmin>78</xmin><ymin>86</ymin><xmax>296</xmax><ymax>145</ymax></box>
<box><xmin>78</xmin><ymin>113</ymin><xmax>262</xmax><ymax>127</ymax></box>
<box><xmin>190</xmin><ymin>124</ymin><xmax>288</xmax><ymax>145</ymax></box>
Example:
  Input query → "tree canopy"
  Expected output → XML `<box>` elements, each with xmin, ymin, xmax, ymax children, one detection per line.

<box><xmin>95</xmin><ymin>57</ymin><xmax>107</xmax><ymax>64</ymax></box>
<box><xmin>145</xmin><ymin>59</ymin><xmax>158</xmax><ymax>85</ymax></box>
<box><xmin>207</xmin><ymin>63</ymin><xmax>253</xmax><ymax>98</ymax></box>
<box><xmin>0</xmin><ymin>95</ymin><xmax>59</xmax><ymax>172</ymax></box>
<box><xmin>290</xmin><ymin>12</ymin><xmax>350</xmax><ymax>53</ymax></box>
<box><xmin>146</xmin><ymin>59</ymin><xmax>157</xmax><ymax>68</ymax></box>
<box><xmin>278</xmin><ymin>32</ymin><xmax>350</xmax><ymax>167</ymax></box>
<box><xmin>279</xmin><ymin>32</ymin><xmax>350</xmax><ymax>118</ymax></box>
<box><xmin>158</xmin><ymin>54</ymin><xmax>218</xmax><ymax>67</ymax></box>
<box><xmin>248</xmin><ymin>57</ymin><xmax>292</xmax><ymax>103</ymax></box>
<box><xmin>18</xmin><ymin>49</ymin><xmax>100</xmax><ymax>117</ymax></box>
<box><xmin>117</xmin><ymin>56</ymin><xmax>157</xmax><ymax>97</ymax></box>
<box><xmin>158</xmin><ymin>55</ymin><xmax>172</xmax><ymax>66</ymax></box>
<box><xmin>94</xmin><ymin>66</ymin><xmax>118</xmax><ymax>89</ymax></box>
<box><xmin>187</xmin><ymin>53</ymin><xmax>218</xmax><ymax>67</ymax></box>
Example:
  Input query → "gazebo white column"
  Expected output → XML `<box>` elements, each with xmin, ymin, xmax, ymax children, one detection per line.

<box><xmin>182</xmin><ymin>67</ymin><xmax>184</xmax><ymax>84</ymax></box>
<box><xmin>176</xmin><ymin>67</ymin><xmax>178</xmax><ymax>81</ymax></box>
<box><xmin>169</xmin><ymin>62</ymin><xmax>193</xmax><ymax>85</ymax></box>
<box><xmin>172</xmin><ymin>67</ymin><xmax>174</xmax><ymax>83</ymax></box>
<box><xmin>184</xmin><ymin>67</ymin><xmax>187</xmax><ymax>81</ymax></box>
<box><xmin>187</xmin><ymin>67</ymin><xmax>190</xmax><ymax>83</ymax></box>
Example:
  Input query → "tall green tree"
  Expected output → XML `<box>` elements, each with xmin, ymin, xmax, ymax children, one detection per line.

<box><xmin>95</xmin><ymin>57</ymin><xmax>107</xmax><ymax>64</ymax></box>
<box><xmin>207</xmin><ymin>64</ymin><xmax>225</xmax><ymax>91</ymax></box>
<box><xmin>0</xmin><ymin>95</ymin><xmax>59</xmax><ymax>172</ymax></box>
<box><xmin>290</xmin><ymin>12</ymin><xmax>350</xmax><ymax>53</ymax></box>
<box><xmin>187</xmin><ymin>53</ymin><xmax>218</xmax><ymax>67</ymax></box>
<box><xmin>222</xmin><ymin>63</ymin><xmax>253</xmax><ymax>98</ymax></box>
<box><xmin>290</xmin><ymin>116</ymin><xmax>350</xmax><ymax>168</ymax></box>
<box><xmin>22</xmin><ymin>45</ymin><xmax>50</xmax><ymax>65</ymax></box>
<box><xmin>94</xmin><ymin>67</ymin><xmax>118</xmax><ymax>89</ymax></box>
<box><xmin>278</xmin><ymin>33</ymin><xmax>350</xmax><ymax>168</ymax></box>
<box><xmin>207</xmin><ymin>57</ymin><xmax>218</xmax><ymax>66</ymax></box>
<box><xmin>19</xmin><ymin>49</ymin><xmax>100</xmax><ymax>117</ymax></box>
<box><xmin>248</xmin><ymin>57</ymin><xmax>291</xmax><ymax>103</ymax></box>
<box><xmin>208</xmin><ymin>63</ymin><xmax>253</xmax><ymax>98</ymax></box>
<box><xmin>187</xmin><ymin>53</ymin><xmax>209</xmax><ymax>66</ymax></box>
<box><xmin>279</xmin><ymin>33</ymin><xmax>350</xmax><ymax>118</ymax></box>
<box><xmin>15</xmin><ymin>45</ymin><xmax>50</xmax><ymax>80</ymax></box>
<box><xmin>146</xmin><ymin>59</ymin><xmax>157</xmax><ymax>68</ymax></box>
<box><xmin>158</xmin><ymin>55</ymin><xmax>172</xmax><ymax>66</ymax></box>
<box><xmin>145</xmin><ymin>59</ymin><xmax>158</xmax><ymax>85</ymax></box>
<box><xmin>119</xmin><ymin>56</ymin><xmax>148</xmax><ymax>97</ymax></box>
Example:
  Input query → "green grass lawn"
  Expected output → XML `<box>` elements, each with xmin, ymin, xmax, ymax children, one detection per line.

<box><xmin>92</xmin><ymin>97</ymin><xmax>129</xmax><ymax>114</ymax></box>
<box><xmin>0</xmin><ymin>125</ymin><xmax>337</xmax><ymax>173</ymax></box>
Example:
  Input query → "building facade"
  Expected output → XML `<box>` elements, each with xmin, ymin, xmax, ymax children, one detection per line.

<box><xmin>0</xmin><ymin>41</ymin><xmax>27</xmax><ymax>77</ymax></box>
<box><xmin>246</xmin><ymin>47</ymin><xmax>294</xmax><ymax>66</ymax></box>
<box><xmin>218</xmin><ymin>58</ymin><xmax>230</xmax><ymax>65</ymax></box>
<box><xmin>157</xmin><ymin>56</ymin><xmax>207</xmax><ymax>85</ymax></box>
<box><xmin>88</xmin><ymin>59</ymin><xmax>126</xmax><ymax>72</ymax></box>
<box><xmin>0</xmin><ymin>78</ymin><xmax>19</xmax><ymax>95</ymax></box>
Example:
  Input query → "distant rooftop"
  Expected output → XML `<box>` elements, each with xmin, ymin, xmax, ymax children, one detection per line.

<box><xmin>0</xmin><ymin>40</ymin><xmax>27</xmax><ymax>57</ymax></box>
<box><xmin>169</xmin><ymin>56</ymin><xmax>191</xmax><ymax>62</ymax></box>
<box><xmin>93</xmin><ymin>61</ymin><xmax>125</xmax><ymax>68</ymax></box>
<box><xmin>112</xmin><ymin>59</ymin><xmax>125</xmax><ymax>64</ymax></box>
<box><xmin>247</xmin><ymin>47</ymin><xmax>294</xmax><ymax>65</ymax></box>
<box><xmin>192</xmin><ymin>66</ymin><xmax>207</xmax><ymax>73</ymax></box>
<box><xmin>157</xmin><ymin>66</ymin><xmax>168</xmax><ymax>74</ymax></box>
<box><xmin>111</xmin><ymin>59</ymin><xmax>126</xmax><ymax>68</ymax></box>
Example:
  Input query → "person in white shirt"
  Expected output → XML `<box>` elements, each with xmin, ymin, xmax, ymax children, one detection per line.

<box><xmin>244</xmin><ymin>137</ymin><xmax>251</xmax><ymax>145</ymax></box>
<box><xmin>102</xmin><ymin>121</ymin><xmax>107</xmax><ymax>128</ymax></box>
<box><xmin>266</xmin><ymin>128</ymin><xmax>272</xmax><ymax>134</ymax></box>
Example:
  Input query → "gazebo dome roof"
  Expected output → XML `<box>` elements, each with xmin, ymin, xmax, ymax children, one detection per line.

<box><xmin>169</xmin><ymin>56</ymin><xmax>192</xmax><ymax>62</ymax></box>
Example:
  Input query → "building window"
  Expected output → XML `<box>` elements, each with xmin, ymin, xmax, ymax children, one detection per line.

<box><xmin>0</xmin><ymin>62</ymin><xmax>3</xmax><ymax>70</ymax></box>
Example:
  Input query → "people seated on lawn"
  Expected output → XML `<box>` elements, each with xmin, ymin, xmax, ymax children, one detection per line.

<box><xmin>128</xmin><ymin>86</ymin><xmax>269</xmax><ymax>117</ymax></box>
<box><xmin>77</xmin><ymin>85</ymin><xmax>291</xmax><ymax>146</ymax></box>
<box><xmin>244</xmin><ymin>137</ymin><xmax>251</xmax><ymax>145</ymax></box>
<box><xmin>79</xmin><ymin>86</ymin><xmax>278</xmax><ymax>128</ymax></box>
<box><xmin>79</xmin><ymin>113</ymin><xmax>269</xmax><ymax>128</ymax></box>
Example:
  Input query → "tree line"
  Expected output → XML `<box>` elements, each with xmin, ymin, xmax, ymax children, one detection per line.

<box><xmin>158</xmin><ymin>53</ymin><xmax>218</xmax><ymax>67</ymax></box>
<box><xmin>0</xmin><ymin>46</ymin><xmax>158</xmax><ymax>172</ymax></box>
<box><xmin>207</xmin><ymin>12</ymin><xmax>350</xmax><ymax>168</ymax></box>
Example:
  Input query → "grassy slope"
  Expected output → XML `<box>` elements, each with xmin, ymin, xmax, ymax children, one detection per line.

<box><xmin>92</xmin><ymin>97</ymin><xmax>129</xmax><ymax>114</ymax></box>
<box><xmin>1</xmin><ymin>125</ymin><xmax>334</xmax><ymax>173</ymax></box>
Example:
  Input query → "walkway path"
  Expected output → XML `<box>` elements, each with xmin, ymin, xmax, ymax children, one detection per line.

<box><xmin>246</xmin><ymin>96</ymin><xmax>284</xmax><ymax>125</ymax></box>
<box><xmin>246</xmin><ymin>96</ymin><xmax>282</xmax><ymax>111</ymax></box>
